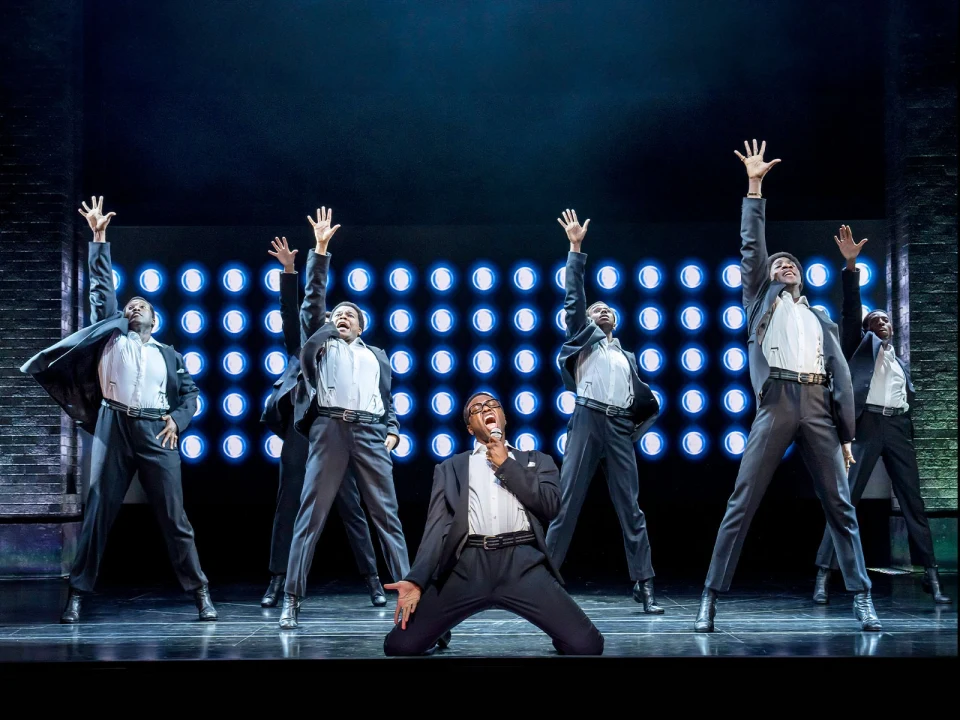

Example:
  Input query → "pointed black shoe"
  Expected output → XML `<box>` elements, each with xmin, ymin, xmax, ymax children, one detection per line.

<box><xmin>853</xmin><ymin>591</ymin><xmax>882</xmax><ymax>632</ymax></box>
<box><xmin>194</xmin><ymin>584</ymin><xmax>219</xmax><ymax>621</ymax></box>
<box><xmin>921</xmin><ymin>567</ymin><xmax>952</xmax><ymax>605</ymax></box>
<box><xmin>261</xmin><ymin>574</ymin><xmax>285</xmax><ymax>607</ymax></box>
<box><xmin>437</xmin><ymin>630</ymin><xmax>452</xmax><ymax>649</ymax></box>
<box><xmin>60</xmin><ymin>589</ymin><xmax>83</xmax><ymax>624</ymax></box>
<box><xmin>812</xmin><ymin>568</ymin><xmax>831</xmax><ymax>604</ymax></box>
<box><xmin>633</xmin><ymin>579</ymin><xmax>665</xmax><ymax>614</ymax></box>
<box><xmin>365</xmin><ymin>574</ymin><xmax>387</xmax><ymax>607</ymax></box>
<box><xmin>279</xmin><ymin>592</ymin><xmax>302</xmax><ymax>629</ymax></box>
<box><xmin>694</xmin><ymin>588</ymin><xmax>717</xmax><ymax>633</ymax></box>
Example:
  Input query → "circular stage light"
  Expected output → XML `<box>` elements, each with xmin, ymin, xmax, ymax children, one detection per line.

<box><xmin>472</xmin><ymin>349</ymin><xmax>497</xmax><ymax>376</ymax></box>
<box><xmin>554</xmin><ymin>265</ymin><xmax>566</xmax><ymax>290</ymax></box>
<box><xmin>264</xmin><ymin>351</ymin><xmax>287</xmax><ymax>376</ymax></box>
<box><xmin>596</xmin><ymin>265</ymin><xmax>621</xmax><ymax>290</ymax></box>
<box><xmin>806</xmin><ymin>263</ymin><xmax>830</xmax><ymax>288</ymax></box>
<box><xmin>638</xmin><ymin>265</ymin><xmax>662</xmax><ymax>290</ymax></box>
<box><xmin>180</xmin><ymin>433</ymin><xmax>205</xmax><ymax>461</ymax></box>
<box><xmin>222</xmin><ymin>351</ymin><xmax>247</xmax><ymax>377</ymax></box>
<box><xmin>723</xmin><ymin>388</ymin><xmax>749</xmax><ymax>415</ymax></box>
<box><xmin>813</xmin><ymin>304</ymin><xmax>832</xmax><ymax>319</ymax></box>
<box><xmin>639</xmin><ymin>431</ymin><xmax>666</xmax><ymax>458</ymax></box>
<box><xmin>264</xmin><ymin>434</ymin><xmax>283</xmax><ymax>459</ymax></box>
<box><xmin>515</xmin><ymin>432</ymin><xmax>539</xmax><ymax>451</ymax></box>
<box><xmin>856</xmin><ymin>261</ymin><xmax>873</xmax><ymax>287</ymax></box>
<box><xmin>429</xmin><ymin>266</ymin><xmax>455</xmax><ymax>293</ymax></box>
<box><xmin>513</xmin><ymin>349</ymin><xmax>539</xmax><ymax>375</ymax></box>
<box><xmin>722</xmin><ymin>346</ymin><xmax>747</xmax><ymax>373</ymax></box>
<box><xmin>430</xmin><ymin>349</ymin><xmax>456</xmax><ymax>375</ymax></box>
<box><xmin>183</xmin><ymin>351</ymin><xmax>205</xmax><ymax>376</ymax></box>
<box><xmin>222</xmin><ymin>433</ymin><xmax>247</xmax><ymax>460</ymax></box>
<box><xmin>431</xmin><ymin>433</ymin><xmax>456</xmax><ymax>458</ymax></box>
<box><xmin>639</xmin><ymin>306</ymin><xmax>663</xmax><ymax>332</ymax></box>
<box><xmin>346</xmin><ymin>266</ymin><xmax>372</xmax><ymax>293</ymax></box>
<box><xmin>723</xmin><ymin>430</ymin><xmax>748</xmax><ymax>457</ymax></box>
<box><xmin>388</xmin><ymin>308</ymin><xmax>414</xmax><ymax>335</ymax></box>
<box><xmin>264</xmin><ymin>309</ymin><xmax>283</xmax><ymax>335</ymax></box>
<box><xmin>681</xmin><ymin>430</ymin><xmax>708</xmax><ymax>457</ymax></box>
<box><xmin>650</xmin><ymin>387</ymin><xmax>665</xmax><ymax>413</ymax></box>
<box><xmin>180</xmin><ymin>268</ymin><xmax>205</xmax><ymax>294</ymax></box>
<box><xmin>681</xmin><ymin>389</ymin><xmax>707</xmax><ymax>416</ymax></box>
<box><xmin>722</xmin><ymin>305</ymin><xmax>746</xmax><ymax>330</ymax></box>
<box><xmin>555</xmin><ymin>390</ymin><xmax>576</xmax><ymax>416</ymax></box>
<box><xmin>431</xmin><ymin>392</ymin><xmax>455</xmax><ymax>418</ymax></box>
<box><xmin>861</xmin><ymin>304</ymin><xmax>871</xmax><ymax>320</ymax></box>
<box><xmin>392</xmin><ymin>391</ymin><xmax>413</xmax><ymax>418</ymax></box>
<box><xmin>112</xmin><ymin>268</ymin><xmax>123</xmax><ymax>292</ymax></box>
<box><xmin>555</xmin><ymin>432</ymin><xmax>568</xmax><ymax>456</ymax></box>
<box><xmin>151</xmin><ymin>310</ymin><xmax>164</xmax><ymax>335</ymax></box>
<box><xmin>193</xmin><ymin>393</ymin><xmax>205</xmax><ymax>418</ymax></box>
<box><xmin>721</xmin><ymin>264</ymin><xmax>742</xmax><ymax>289</ymax></box>
<box><xmin>180</xmin><ymin>310</ymin><xmax>205</xmax><ymax>335</ymax></box>
<box><xmin>639</xmin><ymin>347</ymin><xmax>664</xmax><ymax>373</ymax></box>
<box><xmin>681</xmin><ymin>347</ymin><xmax>706</xmax><ymax>373</ymax></box>
<box><xmin>222</xmin><ymin>309</ymin><xmax>247</xmax><ymax>335</ymax></box>
<box><xmin>387</xmin><ymin>266</ymin><xmax>414</xmax><ymax>293</ymax></box>
<box><xmin>263</xmin><ymin>268</ymin><xmax>281</xmax><ymax>294</ymax></box>
<box><xmin>139</xmin><ymin>268</ymin><xmax>163</xmax><ymax>294</ymax></box>
<box><xmin>513</xmin><ymin>308</ymin><xmax>538</xmax><ymax>333</ymax></box>
<box><xmin>555</xmin><ymin>309</ymin><xmax>567</xmax><ymax>332</ymax></box>
<box><xmin>472</xmin><ymin>307</ymin><xmax>497</xmax><ymax>334</ymax></box>
<box><xmin>392</xmin><ymin>433</ymin><xmax>414</xmax><ymax>459</ymax></box>
<box><xmin>514</xmin><ymin>391</ymin><xmax>538</xmax><ymax>416</ymax></box>
<box><xmin>221</xmin><ymin>267</ymin><xmax>247</xmax><ymax>294</ymax></box>
<box><xmin>222</xmin><ymin>392</ymin><xmax>248</xmax><ymax>418</ymax></box>
<box><xmin>680</xmin><ymin>306</ymin><xmax>705</xmax><ymax>331</ymax></box>
<box><xmin>680</xmin><ymin>264</ymin><xmax>705</xmax><ymax>289</ymax></box>
<box><xmin>430</xmin><ymin>307</ymin><xmax>456</xmax><ymax>335</ymax></box>
<box><xmin>471</xmin><ymin>265</ymin><xmax>497</xmax><ymax>292</ymax></box>
<box><xmin>390</xmin><ymin>350</ymin><xmax>414</xmax><ymax>377</ymax></box>
<box><xmin>513</xmin><ymin>265</ymin><xmax>538</xmax><ymax>292</ymax></box>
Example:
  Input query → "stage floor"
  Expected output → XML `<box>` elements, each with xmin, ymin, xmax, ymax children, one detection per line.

<box><xmin>1</xmin><ymin>574</ymin><xmax>955</xmax><ymax>663</ymax></box>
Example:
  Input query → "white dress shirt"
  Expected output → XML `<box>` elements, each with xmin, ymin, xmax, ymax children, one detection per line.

<box><xmin>576</xmin><ymin>337</ymin><xmax>634</xmax><ymax>409</ymax></box>
<box><xmin>318</xmin><ymin>336</ymin><xmax>385</xmax><ymax>415</ymax></box>
<box><xmin>98</xmin><ymin>330</ymin><xmax>169</xmax><ymax>410</ymax></box>
<box><xmin>865</xmin><ymin>343</ymin><xmax>909</xmax><ymax>410</ymax></box>
<box><xmin>467</xmin><ymin>440</ymin><xmax>530</xmax><ymax>536</ymax></box>
<box><xmin>761</xmin><ymin>293</ymin><xmax>825</xmax><ymax>374</ymax></box>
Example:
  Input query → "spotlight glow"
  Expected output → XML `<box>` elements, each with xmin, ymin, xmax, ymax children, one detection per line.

<box><xmin>681</xmin><ymin>430</ymin><xmax>707</xmax><ymax>457</ymax></box>
<box><xmin>514</xmin><ymin>391</ymin><xmax>538</xmax><ymax>416</ymax></box>
<box><xmin>513</xmin><ymin>308</ymin><xmax>538</xmax><ymax>333</ymax></box>
<box><xmin>388</xmin><ymin>308</ymin><xmax>414</xmax><ymax>335</ymax></box>
<box><xmin>471</xmin><ymin>307</ymin><xmax>497</xmax><ymax>334</ymax></box>
<box><xmin>392</xmin><ymin>433</ymin><xmax>414</xmax><ymax>459</ymax></box>
<box><xmin>855</xmin><ymin>261</ymin><xmax>872</xmax><ymax>287</ymax></box>
<box><xmin>556</xmin><ymin>390</ymin><xmax>576</xmax><ymax>415</ymax></box>
<box><xmin>139</xmin><ymin>268</ymin><xmax>163</xmax><ymax>294</ymax></box>
<box><xmin>222</xmin><ymin>392</ymin><xmax>248</xmax><ymax>418</ymax></box>
<box><xmin>346</xmin><ymin>266</ymin><xmax>373</xmax><ymax>293</ymax></box>
<box><xmin>639</xmin><ymin>306</ymin><xmax>663</xmax><ymax>332</ymax></box>
<box><xmin>722</xmin><ymin>305</ymin><xmax>746</xmax><ymax>330</ymax></box>
<box><xmin>681</xmin><ymin>346</ymin><xmax>707</xmax><ymax>373</ymax></box>
<box><xmin>596</xmin><ymin>265</ymin><xmax>621</xmax><ymax>290</ymax></box>
<box><xmin>723</xmin><ymin>388</ymin><xmax>750</xmax><ymax>415</ymax></box>
<box><xmin>180</xmin><ymin>433</ymin><xmax>205</xmax><ymax>461</ymax></box>
<box><xmin>431</xmin><ymin>392</ymin><xmax>455</xmax><ymax>417</ymax></box>
<box><xmin>680</xmin><ymin>305</ymin><xmax>705</xmax><ymax>331</ymax></box>
<box><xmin>193</xmin><ymin>393</ymin><xmax>205</xmax><ymax>418</ymax></box>
<box><xmin>680</xmin><ymin>264</ymin><xmax>705</xmax><ymax>289</ymax></box>
<box><xmin>221</xmin><ymin>268</ymin><xmax>247</xmax><ymax>293</ymax></box>
<box><xmin>650</xmin><ymin>386</ymin><xmax>665</xmax><ymax>413</ymax></box>
<box><xmin>393</xmin><ymin>391</ymin><xmax>414</xmax><ymax>417</ymax></box>
<box><xmin>180</xmin><ymin>268</ymin><xmax>205</xmax><ymax>294</ymax></box>
<box><xmin>721</xmin><ymin>264</ymin><xmax>742</xmax><ymax>289</ymax></box>
<box><xmin>390</xmin><ymin>350</ymin><xmax>414</xmax><ymax>377</ymax></box>
<box><xmin>722</xmin><ymin>346</ymin><xmax>748</xmax><ymax>373</ymax></box>
<box><xmin>264</xmin><ymin>434</ymin><xmax>283</xmax><ymax>459</ymax></box>
<box><xmin>513</xmin><ymin>265</ymin><xmax>538</xmax><ymax>291</ymax></box>
<box><xmin>806</xmin><ymin>263</ymin><xmax>830</xmax><ymax>288</ymax></box>
<box><xmin>513</xmin><ymin>348</ymin><xmax>539</xmax><ymax>374</ymax></box>
<box><xmin>639</xmin><ymin>431</ymin><xmax>666</xmax><ymax>458</ymax></box>
<box><xmin>515</xmin><ymin>432</ymin><xmax>539</xmax><ymax>451</ymax></box>
<box><xmin>263</xmin><ymin>268</ymin><xmax>281</xmax><ymax>293</ymax></box>
<box><xmin>861</xmin><ymin>304</ymin><xmax>871</xmax><ymax>320</ymax></box>
<box><xmin>180</xmin><ymin>310</ymin><xmax>205</xmax><ymax>335</ymax></box>
<box><xmin>152</xmin><ymin>310</ymin><xmax>164</xmax><ymax>335</ymax></box>
<box><xmin>264</xmin><ymin>309</ymin><xmax>283</xmax><ymax>335</ymax></box>
<box><xmin>555</xmin><ymin>309</ymin><xmax>567</xmax><ymax>332</ymax></box>
<box><xmin>471</xmin><ymin>265</ymin><xmax>497</xmax><ymax>292</ymax></box>
<box><xmin>183</xmin><ymin>351</ymin><xmax>205</xmax><ymax>376</ymax></box>
<box><xmin>430</xmin><ymin>349</ymin><xmax>456</xmax><ymax>376</ymax></box>
<box><xmin>264</xmin><ymin>351</ymin><xmax>287</xmax><ymax>376</ymax></box>
<box><xmin>638</xmin><ymin>265</ymin><xmax>663</xmax><ymax>290</ymax></box>
<box><xmin>222</xmin><ymin>433</ymin><xmax>247</xmax><ymax>460</ymax></box>
<box><xmin>472</xmin><ymin>349</ymin><xmax>497</xmax><ymax>375</ymax></box>
<box><xmin>639</xmin><ymin>347</ymin><xmax>664</xmax><ymax>373</ymax></box>
<box><xmin>813</xmin><ymin>304</ymin><xmax>832</xmax><ymax>319</ymax></box>
<box><xmin>431</xmin><ymin>433</ymin><xmax>456</xmax><ymax>458</ymax></box>
<box><xmin>556</xmin><ymin>432</ymin><xmax>568</xmax><ymax>456</ymax></box>
<box><xmin>429</xmin><ymin>307</ymin><xmax>456</xmax><ymax>334</ymax></box>
<box><xmin>554</xmin><ymin>266</ymin><xmax>566</xmax><ymax>290</ymax></box>
<box><xmin>387</xmin><ymin>266</ymin><xmax>414</xmax><ymax>293</ymax></box>
<box><xmin>222</xmin><ymin>309</ymin><xmax>247</xmax><ymax>335</ymax></box>
<box><xmin>723</xmin><ymin>430</ymin><xmax>748</xmax><ymax>457</ymax></box>
<box><xmin>429</xmin><ymin>265</ymin><xmax>455</xmax><ymax>293</ymax></box>
<box><xmin>681</xmin><ymin>389</ymin><xmax>707</xmax><ymax>416</ymax></box>
<box><xmin>112</xmin><ymin>268</ymin><xmax>123</xmax><ymax>292</ymax></box>
<box><xmin>222</xmin><ymin>351</ymin><xmax>248</xmax><ymax>377</ymax></box>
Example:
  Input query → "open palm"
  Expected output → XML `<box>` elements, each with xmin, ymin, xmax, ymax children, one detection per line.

<box><xmin>734</xmin><ymin>140</ymin><xmax>781</xmax><ymax>180</ymax></box>
<box><xmin>78</xmin><ymin>195</ymin><xmax>116</xmax><ymax>232</ymax></box>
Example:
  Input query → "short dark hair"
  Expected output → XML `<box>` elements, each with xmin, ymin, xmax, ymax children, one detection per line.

<box><xmin>330</xmin><ymin>301</ymin><xmax>365</xmax><ymax>331</ymax></box>
<box><xmin>862</xmin><ymin>309</ymin><xmax>889</xmax><ymax>331</ymax></box>
<box><xmin>767</xmin><ymin>252</ymin><xmax>804</xmax><ymax>290</ymax></box>
<box><xmin>462</xmin><ymin>391</ymin><xmax>499</xmax><ymax>425</ymax></box>
<box><xmin>124</xmin><ymin>296</ymin><xmax>155</xmax><ymax>315</ymax></box>
<box><xmin>587</xmin><ymin>301</ymin><xmax>617</xmax><ymax>326</ymax></box>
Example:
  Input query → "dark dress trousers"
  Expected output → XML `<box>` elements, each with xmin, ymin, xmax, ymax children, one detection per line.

<box><xmin>383</xmin><ymin>450</ymin><xmax>604</xmax><ymax>656</ymax></box>
<box><xmin>261</xmin><ymin>270</ymin><xmax>378</xmax><ymax>577</ymax></box>
<box><xmin>545</xmin><ymin>251</ymin><xmax>660</xmax><ymax>582</ymax></box>
<box><xmin>704</xmin><ymin>198</ymin><xmax>871</xmax><ymax>593</ymax></box>
<box><xmin>21</xmin><ymin>242</ymin><xmax>207</xmax><ymax>592</ymax></box>
<box><xmin>815</xmin><ymin>268</ymin><xmax>936</xmax><ymax>569</ymax></box>
<box><xmin>284</xmin><ymin>250</ymin><xmax>410</xmax><ymax>598</ymax></box>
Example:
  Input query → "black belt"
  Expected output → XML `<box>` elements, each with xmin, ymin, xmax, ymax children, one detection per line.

<box><xmin>315</xmin><ymin>406</ymin><xmax>383</xmax><ymax>424</ymax></box>
<box><xmin>575</xmin><ymin>396</ymin><xmax>633</xmax><ymax>418</ymax></box>
<box><xmin>465</xmin><ymin>530</ymin><xmax>537</xmax><ymax>550</ymax></box>
<box><xmin>864</xmin><ymin>403</ymin><xmax>908</xmax><ymax>417</ymax></box>
<box><xmin>102</xmin><ymin>398</ymin><xmax>166</xmax><ymax>419</ymax></box>
<box><xmin>768</xmin><ymin>368</ymin><xmax>829</xmax><ymax>386</ymax></box>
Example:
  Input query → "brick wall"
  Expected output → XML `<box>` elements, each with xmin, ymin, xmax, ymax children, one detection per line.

<box><xmin>886</xmin><ymin>0</ymin><xmax>958</xmax><ymax>512</ymax></box>
<box><xmin>0</xmin><ymin>1</ymin><xmax>83</xmax><ymax>518</ymax></box>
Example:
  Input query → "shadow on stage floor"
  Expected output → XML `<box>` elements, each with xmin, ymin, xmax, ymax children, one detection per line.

<box><xmin>1</xmin><ymin>573</ymin><xmax>955</xmax><ymax>677</ymax></box>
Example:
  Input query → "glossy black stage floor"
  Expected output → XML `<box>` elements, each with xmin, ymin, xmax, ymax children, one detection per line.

<box><xmin>1</xmin><ymin>573</ymin><xmax>956</xmax><ymax>667</ymax></box>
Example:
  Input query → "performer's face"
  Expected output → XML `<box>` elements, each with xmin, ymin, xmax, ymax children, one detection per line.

<box><xmin>466</xmin><ymin>393</ymin><xmax>507</xmax><ymax>442</ymax></box>
<box><xmin>866</xmin><ymin>311</ymin><xmax>893</xmax><ymax>341</ymax></box>
<box><xmin>769</xmin><ymin>255</ymin><xmax>801</xmax><ymax>289</ymax></box>
<box><xmin>123</xmin><ymin>296</ymin><xmax>155</xmax><ymax>333</ymax></box>
<box><xmin>332</xmin><ymin>305</ymin><xmax>361</xmax><ymax>342</ymax></box>
<box><xmin>589</xmin><ymin>303</ymin><xmax>616</xmax><ymax>333</ymax></box>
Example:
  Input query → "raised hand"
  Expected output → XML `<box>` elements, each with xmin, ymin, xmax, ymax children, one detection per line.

<box><xmin>834</xmin><ymin>225</ymin><xmax>868</xmax><ymax>270</ymax></box>
<box><xmin>384</xmin><ymin>580</ymin><xmax>422</xmax><ymax>630</ymax></box>
<box><xmin>733</xmin><ymin>140</ymin><xmax>781</xmax><ymax>188</ymax></box>
<box><xmin>79</xmin><ymin>196</ymin><xmax>116</xmax><ymax>240</ymax></box>
<box><xmin>484</xmin><ymin>436</ymin><xmax>509</xmax><ymax>469</ymax></box>
<box><xmin>307</xmin><ymin>206</ymin><xmax>341</xmax><ymax>253</ymax></box>
<box><xmin>557</xmin><ymin>208</ymin><xmax>591</xmax><ymax>251</ymax></box>
<box><xmin>268</xmin><ymin>236</ymin><xmax>298</xmax><ymax>272</ymax></box>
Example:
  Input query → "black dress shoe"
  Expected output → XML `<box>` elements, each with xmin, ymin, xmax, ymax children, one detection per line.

<box><xmin>853</xmin><ymin>591</ymin><xmax>882</xmax><ymax>632</ymax></box>
<box><xmin>194</xmin><ymin>584</ymin><xmax>219</xmax><ymax>621</ymax></box>
<box><xmin>633</xmin><ymin>579</ymin><xmax>665</xmax><ymax>614</ymax></box>
<box><xmin>60</xmin><ymin>589</ymin><xmax>83</xmax><ymax>624</ymax></box>
<box><xmin>261</xmin><ymin>574</ymin><xmax>285</xmax><ymax>608</ymax></box>
<box><xmin>279</xmin><ymin>592</ymin><xmax>302</xmax><ymax>629</ymax></box>
<box><xmin>921</xmin><ymin>567</ymin><xmax>952</xmax><ymax>605</ymax></box>
<box><xmin>365</xmin><ymin>574</ymin><xmax>387</xmax><ymax>607</ymax></box>
<box><xmin>694</xmin><ymin>588</ymin><xmax>717</xmax><ymax>633</ymax></box>
<box><xmin>813</xmin><ymin>567</ymin><xmax>831</xmax><ymax>604</ymax></box>
<box><xmin>437</xmin><ymin>630</ymin><xmax>452</xmax><ymax>649</ymax></box>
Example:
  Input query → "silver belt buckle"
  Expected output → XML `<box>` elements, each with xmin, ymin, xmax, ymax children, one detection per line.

<box><xmin>126</xmin><ymin>404</ymin><xmax>141</xmax><ymax>417</ymax></box>
<box><xmin>482</xmin><ymin>536</ymin><xmax>495</xmax><ymax>550</ymax></box>
<box><xmin>605</xmin><ymin>404</ymin><xmax>618</xmax><ymax>417</ymax></box>
<box><xmin>882</xmin><ymin>407</ymin><xmax>895</xmax><ymax>416</ymax></box>
<box><xmin>341</xmin><ymin>409</ymin><xmax>359</xmax><ymax>423</ymax></box>
<box><xmin>796</xmin><ymin>373</ymin><xmax>810</xmax><ymax>384</ymax></box>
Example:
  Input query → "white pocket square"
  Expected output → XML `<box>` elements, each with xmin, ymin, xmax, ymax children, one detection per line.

<box><xmin>527</xmin><ymin>461</ymin><xmax>536</xmax><ymax>467</ymax></box>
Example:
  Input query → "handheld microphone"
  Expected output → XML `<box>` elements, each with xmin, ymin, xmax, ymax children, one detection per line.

<box><xmin>490</xmin><ymin>427</ymin><xmax>503</xmax><ymax>441</ymax></box>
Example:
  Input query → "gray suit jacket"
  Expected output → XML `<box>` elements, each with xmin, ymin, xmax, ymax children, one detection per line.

<box><xmin>740</xmin><ymin>198</ymin><xmax>855</xmax><ymax>443</ymax></box>
<box><xmin>557</xmin><ymin>251</ymin><xmax>659</xmax><ymax>441</ymax></box>
<box><xmin>260</xmin><ymin>270</ymin><xmax>303</xmax><ymax>437</ymax></box>
<box><xmin>405</xmin><ymin>448</ymin><xmax>562</xmax><ymax>591</ymax></box>
<box><xmin>20</xmin><ymin>242</ymin><xmax>198</xmax><ymax>432</ymax></box>
<box><xmin>293</xmin><ymin>250</ymin><xmax>399</xmax><ymax>438</ymax></box>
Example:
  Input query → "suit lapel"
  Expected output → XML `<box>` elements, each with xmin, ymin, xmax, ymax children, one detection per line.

<box><xmin>158</xmin><ymin>343</ymin><xmax>178</xmax><ymax>410</ymax></box>
<box><xmin>871</xmin><ymin>333</ymin><xmax>882</xmax><ymax>363</ymax></box>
